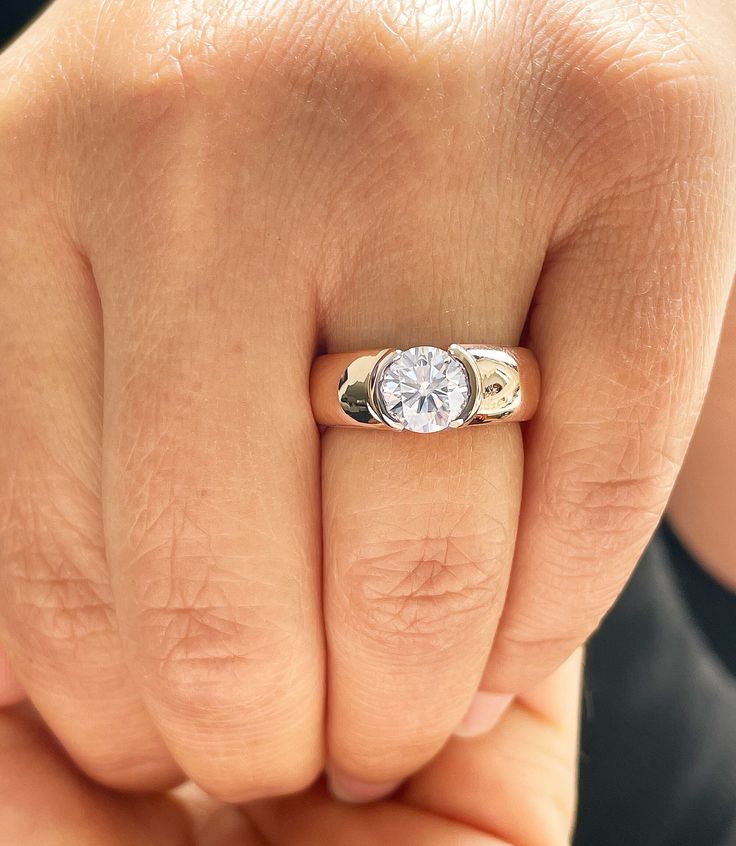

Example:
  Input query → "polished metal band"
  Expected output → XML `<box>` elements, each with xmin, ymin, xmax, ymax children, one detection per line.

<box><xmin>310</xmin><ymin>344</ymin><xmax>540</xmax><ymax>432</ymax></box>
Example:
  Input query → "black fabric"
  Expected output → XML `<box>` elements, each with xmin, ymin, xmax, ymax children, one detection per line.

<box><xmin>576</xmin><ymin>528</ymin><xmax>736</xmax><ymax>845</ymax></box>
<box><xmin>0</xmin><ymin>0</ymin><xmax>47</xmax><ymax>46</ymax></box>
<box><xmin>665</xmin><ymin>523</ymin><xmax>736</xmax><ymax>680</ymax></box>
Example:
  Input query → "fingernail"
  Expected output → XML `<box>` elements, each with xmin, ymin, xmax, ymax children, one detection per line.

<box><xmin>328</xmin><ymin>771</ymin><xmax>402</xmax><ymax>804</ymax></box>
<box><xmin>454</xmin><ymin>692</ymin><xmax>514</xmax><ymax>738</ymax></box>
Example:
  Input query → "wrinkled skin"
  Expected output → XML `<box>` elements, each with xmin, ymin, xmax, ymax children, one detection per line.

<box><xmin>0</xmin><ymin>0</ymin><xmax>735</xmax><ymax>803</ymax></box>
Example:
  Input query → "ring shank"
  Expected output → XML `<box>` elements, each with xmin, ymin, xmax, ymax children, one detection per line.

<box><xmin>310</xmin><ymin>346</ymin><xmax>540</xmax><ymax>429</ymax></box>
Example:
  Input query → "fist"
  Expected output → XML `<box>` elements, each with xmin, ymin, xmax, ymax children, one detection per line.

<box><xmin>0</xmin><ymin>0</ymin><xmax>734</xmax><ymax>801</ymax></box>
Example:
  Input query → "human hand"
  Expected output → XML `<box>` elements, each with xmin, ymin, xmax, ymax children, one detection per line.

<box><xmin>0</xmin><ymin>654</ymin><xmax>582</xmax><ymax>845</ymax></box>
<box><xmin>0</xmin><ymin>0</ymin><xmax>734</xmax><ymax>802</ymax></box>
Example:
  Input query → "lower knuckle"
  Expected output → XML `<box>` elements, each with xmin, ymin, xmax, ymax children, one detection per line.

<box><xmin>537</xmin><ymin>1</ymin><xmax>729</xmax><ymax>178</ymax></box>
<box><xmin>12</xmin><ymin>567</ymin><xmax>113</xmax><ymax>650</ymax></box>
<box><xmin>553</xmin><ymin>472</ymin><xmax>667</xmax><ymax>545</ymax></box>
<box><xmin>544</xmin><ymin>428</ymin><xmax>674</xmax><ymax>558</ymax></box>
<box><xmin>105</xmin><ymin>0</ymin><xmax>490</xmax><ymax>162</ymax></box>
<box><xmin>134</xmin><ymin>588</ymin><xmax>293</xmax><ymax>708</ymax></box>
<box><xmin>98</xmin><ymin>0</ymin><xmax>227</xmax><ymax>87</ymax></box>
<box><xmin>0</xmin><ymin>488</ymin><xmax>111</xmax><ymax>651</ymax></box>
<box><xmin>120</xmin><ymin>494</ymin><xmax>303</xmax><ymax>705</ymax></box>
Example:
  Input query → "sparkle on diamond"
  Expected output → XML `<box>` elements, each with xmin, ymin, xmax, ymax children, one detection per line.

<box><xmin>378</xmin><ymin>346</ymin><xmax>471</xmax><ymax>433</ymax></box>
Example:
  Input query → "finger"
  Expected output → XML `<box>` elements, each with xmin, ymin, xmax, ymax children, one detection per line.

<box><xmin>486</xmin><ymin>63</ymin><xmax>736</xmax><ymax>694</ymax></box>
<box><xmin>0</xmin><ymin>708</ymin><xmax>190</xmax><ymax>846</ymax></box>
<box><xmin>403</xmin><ymin>651</ymin><xmax>582</xmax><ymax>846</ymax></box>
<box><xmin>95</xmin><ymin>92</ymin><xmax>324</xmax><ymax>800</ymax></box>
<box><xmin>0</xmin><ymin>187</ymin><xmax>177</xmax><ymax>787</ymax></box>
<box><xmin>323</xmin><ymin>425</ymin><xmax>522</xmax><ymax>794</ymax></box>
<box><xmin>316</xmin><ymin>30</ymin><xmax>551</xmax><ymax>788</ymax></box>
<box><xmin>0</xmin><ymin>646</ymin><xmax>24</xmax><ymax>707</ymax></box>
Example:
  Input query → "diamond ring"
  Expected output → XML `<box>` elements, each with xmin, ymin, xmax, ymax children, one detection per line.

<box><xmin>310</xmin><ymin>344</ymin><xmax>540</xmax><ymax>433</ymax></box>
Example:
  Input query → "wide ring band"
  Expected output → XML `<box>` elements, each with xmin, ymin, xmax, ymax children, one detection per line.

<box><xmin>310</xmin><ymin>344</ymin><xmax>540</xmax><ymax>433</ymax></box>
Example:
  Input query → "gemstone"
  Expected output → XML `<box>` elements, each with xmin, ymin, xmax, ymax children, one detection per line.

<box><xmin>377</xmin><ymin>346</ymin><xmax>471</xmax><ymax>433</ymax></box>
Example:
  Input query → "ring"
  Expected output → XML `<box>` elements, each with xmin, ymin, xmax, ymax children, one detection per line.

<box><xmin>310</xmin><ymin>344</ymin><xmax>540</xmax><ymax>433</ymax></box>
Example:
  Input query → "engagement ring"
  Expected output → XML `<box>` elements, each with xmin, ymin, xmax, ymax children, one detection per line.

<box><xmin>310</xmin><ymin>344</ymin><xmax>540</xmax><ymax>433</ymax></box>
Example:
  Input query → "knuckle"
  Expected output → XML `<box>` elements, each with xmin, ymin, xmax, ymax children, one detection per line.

<box><xmin>131</xmin><ymin>577</ymin><xmax>296</xmax><ymax>710</ymax></box>
<box><xmin>345</xmin><ymin>506</ymin><xmax>507</xmax><ymax>652</ymax></box>
<box><xmin>115</xmin><ymin>7</ymin><xmax>233</xmax><ymax>103</ymax></box>
<box><xmin>538</xmin><ymin>402</ymin><xmax>680</xmax><ymax>569</ymax></box>
<box><xmin>533</xmin><ymin>0</ymin><xmax>732</xmax><ymax>181</ymax></box>
<box><xmin>122</xmin><ymin>505</ymin><xmax>305</xmax><ymax>711</ymax></box>
<box><xmin>0</xmin><ymin>478</ymin><xmax>112</xmax><ymax>656</ymax></box>
<box><xmin>10</xmin><ymin>566</ymin><xmax>113</xmax><ymax>652</ymax></box>
<box><xmin>490</xmin><ymin>419</ymin><xmax>679</xmax><ymax>690</ymax></box>
<box><xmin>547</xmin><ymin>464</ymin><xmax>669</xmax><ymax>555</ymax></box>
<box><xmin>125</xmin><ymin>533</ymin><xmax>323</xmax><ymax>800</ymax></box>
<box><xmin>319</xmin><ymin>1</ymin><xmax>487</xmax><ymax>82</ymax></box>
<box><xmin>103</xmin><ymin>0</ymin><xmax>489</xmax><ymax>143</ymax></box>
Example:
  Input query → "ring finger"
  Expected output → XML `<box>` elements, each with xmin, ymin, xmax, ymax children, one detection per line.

<box><xmin>319</xmin><ymin>166</ymin><xmax>548</xmax><ymax>795</ymax></box>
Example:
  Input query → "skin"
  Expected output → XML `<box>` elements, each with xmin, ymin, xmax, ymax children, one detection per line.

<box><xmin>669</xmin><ymin>284</ymin><xmax>736</xmax><ymax>591</ymax></box>
<box><xmin>0</xmin><ymin>0</ymin><xmax>735</xmax><ymax>803</ymax></box>
<box><xmin>0</xmin><ymin>654</ymin><xmax>582</xmax><ymax>846</ymax></box>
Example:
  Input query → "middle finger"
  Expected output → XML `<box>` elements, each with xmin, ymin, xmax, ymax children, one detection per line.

<box><xmin>94</xmin><ymin>99</ymin><xmax>325</xmax><ymax>802</ymax></box>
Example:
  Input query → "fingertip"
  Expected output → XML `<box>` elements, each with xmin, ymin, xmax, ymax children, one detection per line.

<box><xmin>327</xmin><ymin>770</ymin><xmax>402</xmax><ymax>804</ymax></box>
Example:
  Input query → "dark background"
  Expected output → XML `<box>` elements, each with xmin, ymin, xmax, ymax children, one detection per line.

<box><xmin>0</xmin><ymin>0</ymin><xmax>47</xmax><ymax>45</ymax></box>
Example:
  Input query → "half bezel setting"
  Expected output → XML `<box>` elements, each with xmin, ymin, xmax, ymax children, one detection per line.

<box><xmin>325</xmin><ymin>342</ymin><xmax>533</xmax><ymax>431</ymax></box>
<box><xmin>372</xmin><ymin>345</ymin><xmax>478</xmax><ymax>433</ymax></box>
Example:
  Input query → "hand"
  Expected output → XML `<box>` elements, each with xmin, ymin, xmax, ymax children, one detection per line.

<box><xmin>0</xmin><ymin>0</ymin><xmax>735</xmax><ymax>802</ymax></box>
<box><xmin>0</xmin><ymin>654</ymin><xmax>582</xmax><ymax>846</ymax></box>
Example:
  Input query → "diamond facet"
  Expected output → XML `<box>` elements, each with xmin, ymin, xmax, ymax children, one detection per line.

<box><xmin>377</xmin><ymin>346</ymin><xmax>471</xmax><ymax>433</ymax></box>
